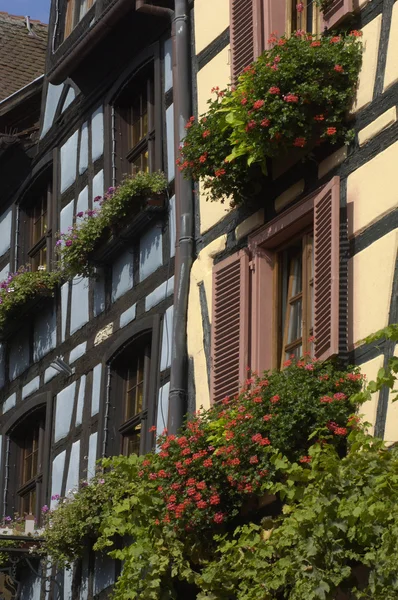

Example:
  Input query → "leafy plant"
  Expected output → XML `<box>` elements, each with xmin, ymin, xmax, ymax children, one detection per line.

<box><xmin>42</xmin><ymin>358</ymin><xmax>373</xmax><ymax>599</ymax></box>
<box><xmin>0</xmin><ymin>268</ymin><xmax>62</xmax><ymax>331</ymax></box>
<box><xmin>57</xmin><ymin>171</ymin><xmax>168</xmax><ymax>277</ymax></box>
<box><xmin>179</xmin><ymin>31</ymin><xmax>362</xmax><ymax>205</ymax></box>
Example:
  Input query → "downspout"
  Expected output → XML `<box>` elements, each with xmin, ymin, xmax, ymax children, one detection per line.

<box><xmin>136</xmin><ymin>0</ymin><xmax>194</xmax><ymax>434</ymax></box>
<box><xmin>168</xmin><ymin>0</ymin><xmax>194</xmax><ymax>434</ymax></box>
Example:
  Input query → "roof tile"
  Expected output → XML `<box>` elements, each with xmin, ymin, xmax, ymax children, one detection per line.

<box><xmin>0</xmin><ymin>12</ymin><xmax>48</xmax><ymax>101</ymax></box>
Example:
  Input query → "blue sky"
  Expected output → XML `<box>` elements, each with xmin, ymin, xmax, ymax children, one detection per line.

<box><xmin>0</xmin><ymin>0</ymin><xmax>51</xmax><ymax>22</ymax></box>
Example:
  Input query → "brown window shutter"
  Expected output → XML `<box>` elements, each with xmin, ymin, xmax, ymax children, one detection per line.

<box><xmin>321</xmin><ymin>0</ymin><xmax>353</xmax><ymax>30</ymax></box>
<box><xmin>230</xmin><ymin>0</ymin><xmax>262</xmax><ymax>80</ymax></box>
<box><xmin>211</xmin><ymin>251</ymin><xmax>250</xmax><ymax>403</ymax></box>
<box><xmin>313</xmin><ymin>176</ymin><xmax>340</xmax><ymax>361</ymax></box>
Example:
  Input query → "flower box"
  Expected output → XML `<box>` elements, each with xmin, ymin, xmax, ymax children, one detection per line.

<box><xmin>90</xmin><ymin>194</ymin><xmax>166</xmax><ymax>265</ymax></box>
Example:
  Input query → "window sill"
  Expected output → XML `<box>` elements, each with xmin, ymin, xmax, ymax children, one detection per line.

<box><xmin>91</xmin><ymin>194</ymin><xmax>166</xmax><ymax>265</ymax></box>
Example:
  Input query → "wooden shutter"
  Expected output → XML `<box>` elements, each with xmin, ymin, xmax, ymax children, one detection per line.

<box><xmin>313</xmin><ymin>176</ymin><xmax>340</xmax><ymax>361</ymax></box>
<box><xmin>211</xmin><ymin>251</ymin><xmax>250</xmax><ymax>403</ymax></box>
<box><xmin>64</xmin><ymin>0</ymin><xmax>75</xmax><ymax>38</ymax></box>
<box><xmin>321</xmin><ymin>0</ymin><xmax>353</xmax><ymax>30</ymax></box>
<box><xmin>263</xmin><ymin>0</ymin><xmax>287</xmax><ymax>48</ymax></box>
<box><xmin>230</xmin><ymin>0</ymin><xmax>264</xmax><ymax>80</ymax></box>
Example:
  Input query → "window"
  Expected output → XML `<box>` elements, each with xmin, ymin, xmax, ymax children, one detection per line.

<box><xmin>287</xmin><ymin>0</ymin><xmax>320</xmax><ymax>36</ymax></box>
<box><xmin>65</xmin><ymin>0</ymin><xmax>95</xmax><ymax>39</ymax></box>
<box><xmin>20</xmin><ymin>180</ymin><xmax>51</xmax><ymax>271</ymax></box>
<box><xmin>19</xmin><ymin>423</ymin><xmax>43</xmax><ymax>515</ymax></box>
<box><xmin>27</xmin><ymin>189</ymin><xmax>48</xmax><ymax>271</ymax></box>
<box><xmin>229</xmin><ymin>0</ymin><xmax>353</xmax><ymax>79</ymax></box>
<box><xmin>210</xmin><ymin>177</ymin><xmax>340</xmax><ymax>403</ymax></box>
<box><xmin>277</xmin><ymin>233</ymin><xmax>314</xmax><ymax>367</ymax></box>
<box><xmin>115</xmin><ymin>66</ymin><xmax>155</xmax><ymax>179</ymax></box>
<box><xmin>1</xmin><ymin>395</ymin><xmax>51</xmax><ymax>522</ymax></box>
<box><xmin>110</xmin><ymin>333</ymin><xmax>152</xmax><ymax>456</ymax></box>
<box><xmin>11</xmin><ymin>412</ymin><xmax>45</xmax><ymax>518</ymax></box>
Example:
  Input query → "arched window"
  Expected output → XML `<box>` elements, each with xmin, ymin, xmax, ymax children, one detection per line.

<box><xmin>1</xmin><ymin>393</ymin><xmax>52</xmax><ymax>520</ymax></box>
<box><xmin>103</xmin><ymin>316</ymin><xmax>161</xmax><ymax>458</ymax></box>
<box><xmin>114</xmin><ymin>63</ymin><xmax>155</xmax><ymax>179</ymax></box>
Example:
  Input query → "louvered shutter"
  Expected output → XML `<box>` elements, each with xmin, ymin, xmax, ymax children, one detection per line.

<box><xmin>313</xmin><ymin>176</ymin><xmax>340</xmax><ymax>361</ymax></box>
<box><xmin>211</xmin><ymin>251</ymin><xmax>250</xmax><ymax>403</ymax></box>
<box><xmin>321</xmin><ymin>0</ymin><xmax>353</xmax><ymax>30</ymax></box>
<box><xmin>230</xmin><ymin>0</ymin><xmax>267</xmax><ymax>80</ymax></box>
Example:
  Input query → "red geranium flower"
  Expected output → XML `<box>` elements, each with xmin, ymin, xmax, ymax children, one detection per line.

<box><xmin>334</xmin><ymin>64</ymin><xmax>344</xmax><ymax>72</ymax></box>
<box><xmin>269</xmin><ymin>86</ymin><xmax>280</xmax><ymax>94</ymax></box>
<box><xmin>326</xmin><ymin>127</ymin><xmax>337</xmax><ymax>135</ymax></box>
<box><xmin>293</xmin><ymin>137</ymin><xmax>306</xmax><ymax>147</ymax></box>
<box><xmin>253</xmin><ymin>99</ymin><xmax>265</xmax><ymax>110</ymax></box>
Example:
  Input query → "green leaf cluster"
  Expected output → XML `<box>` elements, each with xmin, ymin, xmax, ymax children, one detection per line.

<box><xmin>179</xmin><ymin>31</ymin><xmax>362</xmax><ymax>205</ymax></box>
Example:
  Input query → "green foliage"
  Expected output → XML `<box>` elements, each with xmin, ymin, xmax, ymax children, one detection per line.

<box><xmin>42</xmin><ymin>358</ymin><xmax>379</xmax><ymax>599</ymax></box>
<box><xmin>179</xmin><ymin>31</ymin><xmax>362</xmax><ymax>205</ymax></box>
<box><xmin>363</xmin><ymin>325</ymin><xmax>398</xmax><ymax>402</ymax></box>
<box><xmin>57</xmin><ymin>171</ymin><xmax>168</xmax><ymax>277</ymax></box>
<box><xmin>0</xmin><ymin>268</ymin><xmax>62</xmax><ymax>331</ymax></box>
<box><xmin>197</xmin><ymin>432</ymin><xmax>398</xmax><ymax>600</ymax></box>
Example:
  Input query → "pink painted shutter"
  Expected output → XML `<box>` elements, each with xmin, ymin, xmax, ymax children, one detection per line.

<box><xmin>211</xmin><ymin>251</ymin><xmax>250</xmax><ymax>403</ymax></box>
<box><xmin>251</xmin><ymin>247</ymin><xmax>274</xmax><ymax>374</ymax></box>
<box><xmin>230</xmin><ymin>0</ymin><xmax>263</xmax><ymax>80</ymax></box>
<box><xmin>263</xmin><ymin>0</ymin><xmax>287</xmax><ymax>47</ymax></box>
<box><xmin>321</xmin><ymin>0</ymin><xmax>353</xmax><ymax>30</ymax></box>
<box><xmin>313</xmin><ymin>176</ymin><xmax>340</xmax><ymax>361</ymax></box>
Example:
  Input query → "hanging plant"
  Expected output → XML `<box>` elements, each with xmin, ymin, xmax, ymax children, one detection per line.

<box><xmin>0</xmin><ymin>268</ymin><xmax>62</xmax><ymax>332</ymax></box>
<box><xmin>178</xmin><ymin>31</ymin><xmax>362</xmax><ymax>205</ymax></box>
<box><xmin>57</xmin><ymin>171</ymin><xmax>168</xmax><ymax>278</ymax></box>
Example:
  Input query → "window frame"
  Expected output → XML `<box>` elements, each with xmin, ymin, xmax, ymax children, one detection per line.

<box><xmin>249</xmin><ymin>176</ymin><xmax>340</xmax><ymax>373</ymax></box>
<box><xmin>114</xmin><ymin>64</ymin><xmax>156</xmax><ymax>180</ymax></box>
<box><xmin>0</xmin><ymin>393</ymin><xmax>53</xmax><ymax>522</ymax></box>
<box><xmin>18</xmin><ymin>174</ymin><xmax>53</xmax><ymax>272</ymax></box>
<box><xmin>64</xmin><ymin>0</ymin><xmax>95</xmax><ymax>39</ymax></box>
<box><xmin>100</xmin><ymin>315</ymin><xmax>162</xmax><ymax>457</ymax></box>
<box><xmin>286</xmin><ymin>0</ymin><xmax>320</xmax><ymax>37</ymax></box>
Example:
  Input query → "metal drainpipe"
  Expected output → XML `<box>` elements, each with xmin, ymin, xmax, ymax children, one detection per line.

<box><xmin>136</xmin><ymin>0</ymin><xmax>194</xmax><ymax>434</ymax></box>
<box><xmin>3</xmin><ymin>436</ymin><xmax>10</xmax><ymax>518</ymax></box>
<box><xmin>168</xmin><ymin>0</ymin><xmax>194</xmax><ymax>434</ymax></box>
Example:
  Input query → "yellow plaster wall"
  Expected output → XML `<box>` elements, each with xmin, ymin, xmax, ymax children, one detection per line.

<box><xmin>383</xmin><ymin>0</ymin><xmax>398</xmax><ymax>92</ymax></box>
<box><xmin>352</xmin><ymin>15</ymin><xmax>382</xmax><ymax>112</ymax></box>
<box><xmin>187</xmin><ymin>235</ymin><xmax>227</xmax><ymax>410</ymax></box>
<box><xmin>348</xmin><ymin>230</ymin><xmax>398</xmax><ymax>346</ymax></box>
<box><xmin>357</xmin><ymin>354</ymin><xmax>384</xmax><ymax>435</ymax></box>
<box><xmin>197</xmin><ymin>49</ymin><xmax>233</xmax><ymax>233</ymax></box>
<box><xmin>384</xmin><ymin>345</ymin><xmax>398</xmax><ymax>444</ymax></box>
<box><xmin>347</xmin><ymin>140</ymin><xmax>398</xmax><ymax>237</ymax></box>
<box><xmin>194</xmin><ymin>0</ymin><xmax>230</xmax><ymax>54</ymax></box>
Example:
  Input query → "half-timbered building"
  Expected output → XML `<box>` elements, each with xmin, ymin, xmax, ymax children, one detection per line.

<box><xmin>1</xmin><ymin>0</ymin><xmax>398</xmax><ymax>598</ymax></box>
<box><xmin>187</xmin><ymin>0</ymin><xmax>398</xmax><ymax>438</ymax></box>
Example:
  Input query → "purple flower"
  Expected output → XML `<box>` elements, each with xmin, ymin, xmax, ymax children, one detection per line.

<box><xmin>76</xmin><ymin>211</ymin><xmax>84</xmax><ymax>218</ymax></box>
<box><xmin>93</xmin><ymin>196</ymin><xmax>102</xmax><ymax>202</ymax></box>
<box><xmin>66</xmin><ymin>240</ymin><xmax>73</xmax><ymax>247</ymax></box>
<box><xmin>55</xmin><ymin>240</ymin><xmax>62</xmax><ymax>247</ymax></box>
<box><xmin>51</xmin><ymin>494</ymin><xmax>60</xmax><ymax>501</ymax></box>
<box><xmin>99</xmin><ymin>478</ymin><xmax>105</xmax><ymax>484</ymax></box>
<box><xmin>107</xmin><ymin>187</ymin><xmax>116</xmax><ymax>195</ymax></box>
<box><xmin>5</xmin><ymin>516</ymin><xmax>12</xmax><ymax>522</ymax></box>
<box><xmin>41</xmin><ymin>505</ymin><xmax>49</xmax><ymax>513</ymax></box>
